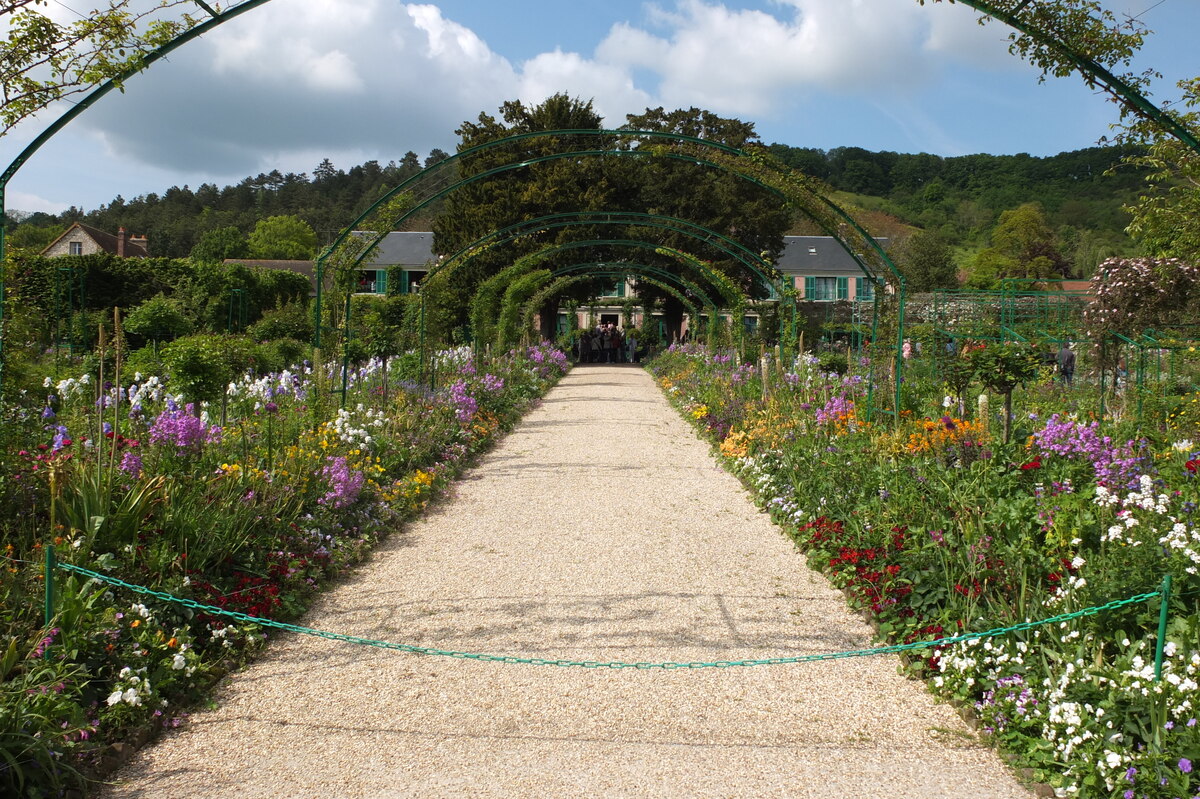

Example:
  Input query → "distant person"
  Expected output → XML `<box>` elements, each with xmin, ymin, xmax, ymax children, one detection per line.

<box><xmin>1056</xmin><ymin>344</ymin><xmax>1076</xmax><ymax>385</ymax></box>
<box><xmin>626</xmin><ymin>331</ymin><xmax>638</xmax><ymax>363</ymax></box>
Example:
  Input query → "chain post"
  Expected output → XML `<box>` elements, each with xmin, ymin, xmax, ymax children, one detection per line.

<box><xmin>44</xmin><ymin>544</ymin><xmax>56</xmax><ymax>634</ymax></box>
<box><xmin>1154</xmin><ymin>574</ymin><xmax>1173</xmax><ymax>681</ymax></box>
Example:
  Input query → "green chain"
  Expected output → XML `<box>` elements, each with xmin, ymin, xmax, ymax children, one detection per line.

<box><xmin>59</xmin><ymin>562</ymin><xmax>1160</xmax><ymax>670</ymax></box>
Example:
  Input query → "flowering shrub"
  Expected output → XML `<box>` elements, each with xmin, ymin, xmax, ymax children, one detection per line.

<box><xmin>651</xmin><ymin>343</ymin><xmax>1200</xmax><ymax>798</ymax></box>
<box><xmin>0</xmin><ymin>340</ymin><xmax>570</xmax><ymax>796</ymax></box>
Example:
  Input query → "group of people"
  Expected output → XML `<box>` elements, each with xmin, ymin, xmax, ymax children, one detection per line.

<box><xmin>576</xmin><ymin>323</ymin><xmax>639</xmax><ymax>363</ymax></box>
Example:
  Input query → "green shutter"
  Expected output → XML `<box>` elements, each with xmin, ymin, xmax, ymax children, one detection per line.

<box><xmin>836</xmin><ymin>277</ymin><xmax>849</xmax><ymax>300</ymax></box>
<box><xmin>377</xmin><ymin>269</ymin><xmax>388</xmax><ymax>294</ymax></box>
<box><xmin>855</xmin><ymin>277</ymin><xmax>863</xmax><ymax>301</ymax></box>
<box><xmin>804</xmin><ymin>276</ymin><xmax>816</xmax><ymax>299</ymax></box>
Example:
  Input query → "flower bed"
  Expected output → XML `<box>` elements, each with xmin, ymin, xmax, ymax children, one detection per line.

<box><xmin>650</xmin><ymin>342</ymin><xmax>1200</xmax><ymax>798</ymax></box>
<box><xmin>0</xmin><ymin>342</ymin><xmax>569</xmax><ymax>797</ymax></box>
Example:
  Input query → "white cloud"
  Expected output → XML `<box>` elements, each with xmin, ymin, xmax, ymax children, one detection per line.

<box><xmin>519</xmin><ymin>50</ymin><xmax>653</xmax><ymax>123</ymax></box>
<box><xmin>7</xmin><ymin>189</ymin><xmax>69</xmax><ymax>215</ymax></box>
<box><xmin>4</xmin><ymin>0</ymin><xmax>1161</xmax><ymax>212</ymax></box>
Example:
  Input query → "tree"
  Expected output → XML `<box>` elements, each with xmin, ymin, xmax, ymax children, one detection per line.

<box><xmin>425</xmin><ymin>148</ymin><xmax>450</xmax><ymax>167</ymax></box>
<box><xmin>969</xmin><ymin>203</ymin><xmax>1070</xmax><ymax>288</ymax></box>
<box><xmin>124</xmin><ymin>293</ymin><xmax>192</xmax><ymax>346</ymax></box>
<box><xmin>190</xmin><ymin>226</ymin><xmax>249</xmax><ymax>263</ymax></box>
<box><xmin>1</xmin><ymin>1</ymin><xmax>203</xmax><ymax>135</ymax></box>
<box><xmin>893</xmin><ymin>230</ymin><xmax>958</xmax><ymax>291</ymax></box>
<box><xmin>248</xmin><ymin>215</ymin><xmax>317</xmax><ymax>260</ymax></box>
<box><xmin>431</xmin><ymin>94</ymin><xmax>621</xmax><ymax>337</ymax></box>
<box><xmin>622</xmin><ymin>106</ymin><xmax>791</xmax><ymax>340</ymax></box>
<box><xmin>1121</xmin><ymin>78</ymin><xmax>1200</xmax><ymax>263</ymax></box>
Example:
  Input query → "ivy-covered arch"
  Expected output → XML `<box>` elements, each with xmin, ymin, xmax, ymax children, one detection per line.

<box><xmin>311</xmin><ymin>129</ymin><xmax>905</xmax><ymax>412</ymax></box>
<box><xmin>517</xmin><ymin>269</ymin><xmax>708</xmax><ymax>348</ymax></box>
<box><xmin>467</xmin><ymin>247</ymin><xmax>723</xmax><ymax>349</ymax></box>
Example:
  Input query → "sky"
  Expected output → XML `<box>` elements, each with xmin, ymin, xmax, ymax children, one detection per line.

<box><xmin>1</xmin><ymin>0</ymin><xmax>1197</xmax><ymax>215</ymax></box>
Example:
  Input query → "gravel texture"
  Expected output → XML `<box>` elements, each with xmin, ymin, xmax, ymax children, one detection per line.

<box><xmin>99</xmin><ymin>364</ymin><xmax>1032</xmax><ymax>798</ymax></box>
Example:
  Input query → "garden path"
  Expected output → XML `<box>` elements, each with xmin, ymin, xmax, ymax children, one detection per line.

<box><xmin>99</xmin><ymin>364</ymin><xmax>1031</xmax><ymax>799</ymax></box>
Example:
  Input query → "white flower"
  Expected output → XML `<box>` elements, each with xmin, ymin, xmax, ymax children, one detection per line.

<box><xmin>122</xmin><ymin>688</ymin><xmax>141</xmax><ymax>706</ymax></box>
<box><xmin>106</xmin><ymin>690</ymin><xmax>124</xmax><ymax>706</ymax></box>
<box><xmin>172</xmin><ymin>654</ymin><xmax>187</xmax><ymax>670</ymax></box>
<box><xmin>1173</xmin><ymin>439</ymin><xmax>1195</xmax><ymax>452</ymax></box>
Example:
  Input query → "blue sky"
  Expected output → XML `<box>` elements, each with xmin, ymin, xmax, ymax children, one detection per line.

<box><xmin>2</xmin><ymin>0</ymin><xmax>1196</xmax><ymax>215</ymax></box>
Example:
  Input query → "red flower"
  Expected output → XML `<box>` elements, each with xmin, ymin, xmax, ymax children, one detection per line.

<box><xmin>1186</xmin><ymin>459</ymin><xmax>1198</xmax><ymax>474</ymax></box>
<box><xmin>1020</xmin><ymin>456</ymin><xmax>1042</xmax><ymax>471</ymax></box>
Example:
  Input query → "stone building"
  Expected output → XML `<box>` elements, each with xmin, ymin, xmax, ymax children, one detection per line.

<box><xmin>41</xmin><ymin>223</ymin><xmax>150</xmax><ymax>258</ymax></box>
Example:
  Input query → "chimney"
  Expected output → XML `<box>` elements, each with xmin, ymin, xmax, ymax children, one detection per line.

<box><xmin>117</xmin><ymin>227</ymin><xmax>127</xmax><ymax>257</ymax></box>
<box><xmin>129</xmin><ymin>234</ymin><xmax>148</xmax><ymax>254</ymax></box>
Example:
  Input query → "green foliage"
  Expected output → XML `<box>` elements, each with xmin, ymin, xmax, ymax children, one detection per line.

<box><xmin>0</xmin><ymin>1</ymin><xmax>201</xmax><ymax>134</ymax></box>
<box><xmin>161</xmin><ymin>334</ymin><xmax>257</xmax><ymax>403</ymax></box>
<box><xmin>123</xmin><ymin>293</ymin><xmax>192</xmax><ymax>344</ymax></box>
<box><xmin>3</xmin><ymin>221</ymin><xmax>64</xmax><ymax>254</ymax></box>
<box><xmin>1121</xmin><ymin>78</ymin><xmax>1200</xmax><ymax>263</ymax></box>
<box><xmin>8</xmin><ymin>252</ymin><xmax>192</xmax><ymax>318</ymax></box>
<box><xmin>190</xmin><ymin>225</ymin><xmax>249</xmax><ymax>263</ymax></box>
<box><xmin>248</xmin><ymin>215</ymin><xmax>317</xmax><ymax>260</ymax></box>
<box><xmin>496</xmin><ymin>269</ymin><xmax>551</xmax><ymax>348</ymax></box>
<box><xmin>893</xmin><ymin>229</ymin><xmax>958</xmax><ymax>291</ymax></box>
<box><xmin>246</xmin><ymin>302</ymin><xmax>313</xmax><ymax>343</ymax></box>
<box><xmin>969</xmin><ymin>203</ymin><xmax>1071</xmax><ymax>287</ymax></box>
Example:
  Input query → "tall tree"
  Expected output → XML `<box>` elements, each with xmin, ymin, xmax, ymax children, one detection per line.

<box><xmin>893</xmin><ymin>230</ymin><xmax>958</xmax><ymax>292</ymax></box>
<box><xmin>191</xmin><ymin>226</ymin><xmax>250</xmax><ymax>263</ymax></box>
<box><xmin>248</xmin><ymin>215</ymin><xmax>317</xmax><ymax>260</ymax></box>
<box><xmin>622</xmin><ymin>107</ymin><xmax>791</xmax><ymax>339</ymax></box>
<box><xmin>968</xmin><ymin>203</ymin><xmax>1070</xmax><ymax>288</ymax></box>
<box><xmin>431</xmin><ymin>94</ymin><xmax>621</xmax><ymax>337</ymax></box>
<box><xmin>1121</xmin><ymin>77</ymin><xmax>1200</xmax><ymax>263</ymax></box>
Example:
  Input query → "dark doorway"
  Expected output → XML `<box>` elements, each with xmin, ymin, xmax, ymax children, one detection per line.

<box><xmin>600</xmin><ymin>314</ymin><xmax>619</xmax><ymax>326</ymax></box>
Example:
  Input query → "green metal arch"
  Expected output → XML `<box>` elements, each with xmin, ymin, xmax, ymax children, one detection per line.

<box><xmin>546</xmin><ymin>262</ymin><xmax>718</xmax><ymax>311</ymax></box>
<box><xmin>315</xmin><ymin>133</ymin><xmax>892</xmax><ymax>311</ymax></box>
<box><xmin>447</xmin><ymin>238</ymin><xmax>747</xmax><ymax>308</ymax></box>
<box><xmin>433</xmin><ymin>211</ymin><xmax>786</xmax><ymax>299</ymax></box>
<box><xmin>951</xmin><ymin>0</ymin><xmax>1200</xmax><ymax>154</ymax></box>
<box><xmin>518</xmin><ymin>269</ymin><xmax>705</xmax><ymax>344</ymax></box>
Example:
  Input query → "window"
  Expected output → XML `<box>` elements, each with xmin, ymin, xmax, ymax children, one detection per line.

<box><xmin>601</xmin><ymin>280</ymin><xmax>625</xmax><ymax>298</ymax></box>
<box><xmin>855</xmin><ymin>277</ymin><xmax>875</xmax><ymax>302</ymax></box>
<box><xmin>403</xmin><ymin>270</ymin><xmax>425</xmax><ymax>294</ymax></box>
<box><xmin>69</xmin><ymin>241</ymin><xmax>83</xmax><ymax>255</ymax></box>
<box><xmin>804</xmin><ymin>276</ymin><xmax>848</xmax><ymax>301</ymax></box>
<box><xmin>808</xmin><ymin>246</ymin><xmax>818</xmax><ymax>255</ymax></box>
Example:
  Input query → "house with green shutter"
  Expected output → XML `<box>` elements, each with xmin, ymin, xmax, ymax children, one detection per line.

<box><xmin>352</xmin><ymin>231</ymin><xmax>433</xmax><ymax>295</ymax></box>
<box><xmin>778</xmin><ymin>236</ymin><xmax>884</xmax><ymax>303</ymax></box>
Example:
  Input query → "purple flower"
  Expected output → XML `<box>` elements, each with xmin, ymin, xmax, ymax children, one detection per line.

<box><xmin>148</xmin><ymin>404</ymin><xmax>221</xmax><ymax>453</ymax></box>
<box><xmin>1181</xmin><ymin>758</ymin><xmax>1193</xmax><ymax>774</ymax></box>
<box><xmin>119</xmin><ymin>452</ymin><xmax>144</xmax><ymax>479</ymax></box>
<box><xmin>318</xmin><ymin>456</ymin><xmax>365</xmax><ymax>509</ymax></box>
<box><xmin>51</xmin><ymin>425</ymin><xmax>70</xmax><ymax>450</ymax></box>
<box><xmin>1126</xmin><ymin>767</ymin><xmax>1137</xmax><ymax>782</ymax></box>
<box><xmin>447</xmin><ymin>380</ymin><xmax>477</xmax><ymax>423</ymax></box>
<box><xmin>41</xmin><ymin>406</ymin><xmax>55</xmax><ymax>419</ymax></box>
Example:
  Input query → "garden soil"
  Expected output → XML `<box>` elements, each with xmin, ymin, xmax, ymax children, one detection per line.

<box><xmin>98</xmin><ymin>364</ymin><xmax>1032</xmax><ymax>799</ymax></box>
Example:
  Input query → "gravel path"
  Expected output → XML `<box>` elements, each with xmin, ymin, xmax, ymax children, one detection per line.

<box><xmin>99</xmin><ymin>365</ymin><xmax>1032</xmax><ymax>798</ymax></box>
